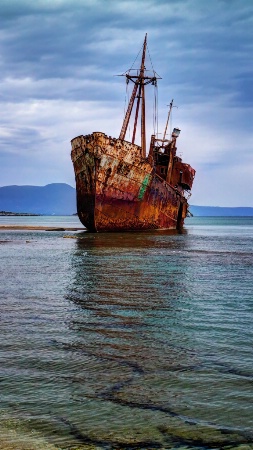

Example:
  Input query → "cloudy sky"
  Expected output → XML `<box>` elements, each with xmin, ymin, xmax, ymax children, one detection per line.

<box><xmin>0</xmin><ymin>0</ymin><xmax>252</xmax><ymax>206</ymax></box>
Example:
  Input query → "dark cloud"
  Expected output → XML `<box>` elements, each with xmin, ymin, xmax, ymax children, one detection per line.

<box><xmin>1</xmin><ymin>0</ymin><xmax>252</xmax><ymax>98</ymax></box>
<box><xmin>0</xmin><ymin>0</ymin><xmax>253</xmax><ymax>205</ymax></box>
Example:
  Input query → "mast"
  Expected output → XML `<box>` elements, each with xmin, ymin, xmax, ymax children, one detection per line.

<box><xmin>162</xmin><ymin>99</ymin><xmax>173</xmax><ymax>143</ymax></box>
<box><xmin>119</xmin><ymin>34</ymin><xmax>157</xmax><ymax>158</ymax></box>
<box><xmin>141</xmin><ymin>72</ymin><xmax>146</xmax><ymax>157</ymax></box>
<box><xmin>140</xmin><ymin>34</ymin><xmax>147</xmax><ymax>157</ymax></box>
<box><xmin>119</xmin><ymin>82</ymin><xmax>139</xmax><ymax>141</ymax></box>
<box><xmin>132</xmin><ymin>84</ymin><xmax>142</xmax><ymax>144</ymax></box>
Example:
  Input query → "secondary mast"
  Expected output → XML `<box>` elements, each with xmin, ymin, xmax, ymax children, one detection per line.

<box><xmin>162</xmin><ymin>99</ymin><xmax>173</xmax><ymax>143</ymax></box>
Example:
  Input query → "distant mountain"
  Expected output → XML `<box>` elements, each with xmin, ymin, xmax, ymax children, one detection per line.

<box><xmin>0</xmin><ymin>183</ymin><xmax>76</xmax><ymax>215</ymax></box>
<box><xmin>189</xmin><ymin>205</ymin><xmax>253</xmax><ymax>216</ymax></box>
<box><xmin>0</xmin><ymin>184</ymin><xmax>252</xmax><ymax>216</ymax></box>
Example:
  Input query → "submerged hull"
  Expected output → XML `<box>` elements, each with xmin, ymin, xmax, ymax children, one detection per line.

<box><xmin>71</xmin><ymin>132</ymin><xmax>188</xmax><ymax>232</ymax></box>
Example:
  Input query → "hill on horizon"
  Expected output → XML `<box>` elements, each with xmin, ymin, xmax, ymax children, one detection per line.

<box><xmin>0</xmin><ymin>183</ymin><xmax>253</xmax><ymax>216</ymax></box>
<box><xmin>189</xmin><ymin>205</ymin><xmax>253</xmax><ymax>217</ymax></box>
<box><xmin>0</xmin><ymin>183</ymin><xmax>76</xmax><ymax>215</ymax></box>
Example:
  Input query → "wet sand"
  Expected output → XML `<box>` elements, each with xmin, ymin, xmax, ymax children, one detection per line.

<box><xmin>0</xmin><ymin>226</ymin><xmax>85</xmax><ymax>231</ymax></box>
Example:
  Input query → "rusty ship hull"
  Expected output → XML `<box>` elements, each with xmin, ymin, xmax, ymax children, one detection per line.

<box><xmin>71</xmin><ymin>132</ymin><xmax>189</xmax><ymax>232</ymax></box>
<box><xmin>71</xmin><ymin>36</ymin><xmax>195</xmax><ymax>232</ymax></box>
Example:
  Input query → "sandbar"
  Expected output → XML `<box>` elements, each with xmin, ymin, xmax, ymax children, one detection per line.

<box><xmin>0</xmin><ymin>225</ymin><xmax>85</xmax><ymax>231</ymax></box>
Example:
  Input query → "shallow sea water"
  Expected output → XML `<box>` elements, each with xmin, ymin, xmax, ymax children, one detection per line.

<box><xmin>0</xmin><ymin>216</ymin><xmax>252</xmax><ymax>449</ymax></box>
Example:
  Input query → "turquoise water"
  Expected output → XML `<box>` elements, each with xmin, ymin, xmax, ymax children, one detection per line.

<box><xmin>0</xmin><ymin>217</ymin><xmax>252</xmax><ymax>449</ymax></box>
<box><xmin>0</xmin><ymin>215</ymin><xmax>82</xmax><ymax>228</ymax></box>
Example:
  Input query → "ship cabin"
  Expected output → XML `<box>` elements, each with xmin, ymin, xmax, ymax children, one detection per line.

<box><xmin>152</xmin><ymin>128</ymin><xmax>195</xmax><ymax>192</ymax></box>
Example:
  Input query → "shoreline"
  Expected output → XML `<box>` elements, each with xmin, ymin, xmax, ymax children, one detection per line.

<box><xmin>0</xmin><ymin>225</ymin><xmax>85</xmax><ymax>231</ymax></box>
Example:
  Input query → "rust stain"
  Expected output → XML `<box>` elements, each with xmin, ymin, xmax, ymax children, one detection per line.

<box><xmin>71</xmin><ymin>132</ymin><xmax>195</xmax><ymax>232</ymax></box>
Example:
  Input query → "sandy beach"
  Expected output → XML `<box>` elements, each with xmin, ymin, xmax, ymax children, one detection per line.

<box><xmin>0</xmin><ymin>225</ymin><xmax>85</xmax><ymax>231</ymax></box>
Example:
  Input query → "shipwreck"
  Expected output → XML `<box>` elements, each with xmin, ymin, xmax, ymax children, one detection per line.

<box><xmin>71</xmin><ymin>35</ymin><xmax>195</xmax><ymax>232</ymax></box>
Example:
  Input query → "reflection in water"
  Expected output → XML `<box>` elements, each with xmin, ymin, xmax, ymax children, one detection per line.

<box><xmin>1</xmin><ymin>226</ymin><xmax>252</xmax><ymax>449</ymax></box>
<box><xmin>62</xmin><ymin>231</ymin><xmax>253</xmax><ymax>448</ymax></box>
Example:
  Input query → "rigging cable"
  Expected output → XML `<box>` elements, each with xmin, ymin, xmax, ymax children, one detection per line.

<box><xmin>147</xmin><ymin>43</ymin><xmax>162</xmax><ymax>79</ymax></box>
<box><xmin>170</xmin><ymin>107</ymin><xmax>173</xmax><ymax>137</ymax></box>
<box><xmin>156</xmin><ymin>83</ymin><xmax>159</xmax><ymax>139</ymax></box>
<box><xmin>121</xmin><ymin>41</ymin><xmax>144</xmax><ymax>140</ymax></box>
<box><xmin>147</xmin><ymin>43</ymin><xmax>155</xmax><ymax>73</ymax></box>
<box><xmin>122</xmin><ymin>42</ymin><xmax>143</xmax><ymax>76</ymax></box>
<box><xmin>153</xmin><ymin>82</ymin><xmax>158</xmax><ymax>136</ymax></box>
<box><xmin>147</xmin><ymin>42</ymin><xmax>159</xmax><ymax>138</ymax></box>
